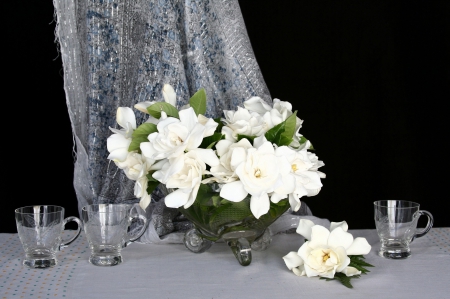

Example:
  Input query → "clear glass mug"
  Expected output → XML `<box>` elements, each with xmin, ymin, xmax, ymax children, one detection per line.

<box><xmin>15</xmin><ymin>205</ymin><xmax>82</xmax><ymax>268</ymax></box>
<box><xmin>374</xmin><ymin>200</ymin><xmax>434</xmax><ymax>259</ymax></box>
<box><xmin>81</xmin><ymin>204</ymin><xmax>148</xmax><ymax>266</ymax></box>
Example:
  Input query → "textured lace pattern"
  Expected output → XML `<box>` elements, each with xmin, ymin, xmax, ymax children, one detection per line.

<box><xmin>53</xmin><ymin>0</ymin><xmax>272</xmax><ymax>216</ymax></box>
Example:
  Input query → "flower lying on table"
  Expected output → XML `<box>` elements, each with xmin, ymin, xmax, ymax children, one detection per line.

<box><xmin>106</xmin><ymin>84</ymin><xmax>325</xmax><ymax>220</ymax></box>
<box><xmin>283</xmin><ymin>219</ymin><xmax>373</xmax><ymax>288</ymax></box>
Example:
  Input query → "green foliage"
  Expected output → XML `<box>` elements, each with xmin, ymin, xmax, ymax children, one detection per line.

<box><xmin>349</xmin><ymin>255</ymin><xmax>374</xmax><ymax>274</ymax></box>
<box><xmin>189</xmin><ymin>88</ymin><xmax>207</xmax><ymax>116</ymax></box>
<box><xmin>199</xmin><ymin>133</ymin><xmax>224</xmax><ymax>149</ymax></box>
<box><xmin>147</xmin><ymin>102</ymin><xmax>180</xmax><ymax>119</ymax></box>
<box><xmin>283</xmin><ymin>111</ymin><xmax>298</xmax><ymax>139</ymax></box>
<box><xmin>321</xmin><ymin>272</ymin><xmax>358</xmax><ymax>289</ymax></box>
<box><xmin>128</xmin><ymin>123</ymin><xmax>157</xmax><ymax>152</ymax></box>
<box><xmin>213</xmin><ymin>117</ymin><xmax>224</xmax><ymax>134</ymax></box>
<box><xmin>319</xmin><ymin>255</ymin><xmax>374</xmax><ymax>288</ymax></box>
<box><xmin>145</xmin><ymin>171</ymin><xmax>160</xmax><ymax>195</ymax></box>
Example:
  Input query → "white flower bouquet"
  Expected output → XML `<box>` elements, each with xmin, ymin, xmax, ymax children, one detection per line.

<box><xmin>106</xmin><ymin>84</ymin><xmax>326</xmax><ymax>265</ymax></box>
<box><xmin>107</xmin><ymin>84</ymin><xmax>325</xmax><ymax>218</ymax></box>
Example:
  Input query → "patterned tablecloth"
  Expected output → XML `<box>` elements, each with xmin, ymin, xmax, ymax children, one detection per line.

<box><xmin>1</xmin><ymin>227</ymin><xmax>449</xmax><ymax>299</ymax></box>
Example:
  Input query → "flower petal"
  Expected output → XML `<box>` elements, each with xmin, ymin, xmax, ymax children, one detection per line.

<box><xmin>243</xmin><ymin>96</ymin><xmax>272</xmax><ymax>114</ymax></box>
<box><xmin>330</xmin><ymin>221</ymin><xmax>348</xmax><ymax>232</ymax></box>
<box><xmin>292</xmin><ymin>265</ymin><xmax>306</xmax><ymax>276</ymax></box>
<box><xmin>162</xmin><ymin>84</ymin><xmax>177</xmax><ymax>106</ymax></box>
<box><xmin>341</xmin><ymin>266</ymin><xmax>361</xmax><ymax>277</ymax></box>
<box><xmin>334</xmin><ymin>246</ymin><xmax>350</xmax><ymax>272</ymax></box>
<box><xmin>282</xmin><ymin>251</ymin><xmax>304</xmax><ymax>270</ymax></box>
<box><xmin>328</xmin><ymin>227</ymin><xmax>354</xmax><ymax>250</ymax></box>
<box><xmin>220</xmin><ymin>181</ymin><xmax>248</xmax><ymax>202</ymax></box>
<box><xmin>116</xmin><ymin>107</ymin><xmax>136</xmax><ymax>129</ymax></box>
<box><xmin>346</xmin><ymin>237</ymin><xmax>372</xmax><ymax>255</ymax></box>
<box><xmin>296</xmin><ymin>219</ymin><xmax>315</xmax><ymax>240</ymax></box>
<box><xmin>308</xmin><ymin>225</ymin><xmax>330</xmax><ymax>248</ymax></box>
<box><xmin>138</xmin><ymin>192</ymin><xmax>151</xmax><ymax>210</ymax></box>
<box><xmin>164</xmin><ymin>189</ymin><xmax>189</xmax><ymax>208</ymax></box>
<box><xmin>250</xmin><ymin>193</ymin><xmax>270</xmax><ymax>219</ymax></box>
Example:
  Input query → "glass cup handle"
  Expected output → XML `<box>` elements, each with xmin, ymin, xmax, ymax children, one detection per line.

<box><xmin>124</xmin><ymin>215</ymin><xmax>148</xmax><ymax>247</ymax></box>
<box><xmin>412</xmin><ymin>210</ymin><xmax>434</xmax><ymax>241</ymax></box>
<box><xmin>59</xmin><ymin>216</ymin><xmax>82</xmax><ymax>249</ymax></box>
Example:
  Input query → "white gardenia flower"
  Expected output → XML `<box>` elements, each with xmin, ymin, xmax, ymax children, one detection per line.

<box><xmin>222</xmin><ymin>106</ymin><xmax>267</xmax><ymax>140</ymax></box>
<box><xmin>140</xmin><ymin>107</ymin><xmax>218</xmax><ymax>160</ymax></box>
<box><xmin>115</xmin><ymin>152</ymin><xmax>149</xmax><ymax>181</ymax></box>
<box><xmin>283</xmin><ymin>219</ymin><xmax>372</xmax><ymax>278</ymax></box>
<box><xmin>107</xmin><ymin>107</ymin><xmax>137</xmax><ymax>162</ymax></box>
<box><xmin>220</xmin><ymin>136</ymin><xmax>293</xmax><ymax>219</ymax></box>
<box><xmin>203</xmin><ymin>138</ymin><xmax>254</xmax><ymax>184</ymax></box>
<box><xmin>272</xmin><ymin>144</ymin><xmax>325</xmax><ymax>212</ymax></box>
<box><xmin>153</xmin><ymin>148</ymin><xmax>219</xmax><ymax>209</ymax></box>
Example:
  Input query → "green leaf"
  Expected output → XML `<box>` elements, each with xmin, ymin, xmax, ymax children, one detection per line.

<box><xmin>264</xmin><ymin>122</ymin><xmax>286</xmax><ymax>146</ymax></box>
<box><xmin>128</xmin><ymin>123</ymin><xmax>157</xmax><ymax>152</ymax></box>
<box><xmin>199</xmin><ymin>133</ymin><xmax>224</xmax><ymax>149</ymax></box>
<box><xmin>213</xmin><ymin>117</ymin><xmax>224</xmax><ymax>134</ymax></box>
<box><xmin>147</xmin><ymin>102</ymin><xmax>180</xmax><ymax>119</ymax></box>
<box><xmin>320</xmin><ymin>272</ymin><xmax>357</xmax><ymax>289</ymax></box>
<box><xmin>146</xmin><ymin>181</ymin><xmax>160</xmax><ymax>195</ymax></box>
<box><xmin>349</xmin><ymin>255</ymin><xmax>374</xmax><ymax>274</ymax></box>
<box><xmin>282</xmin><ymin>111</ymin><xmax>297</xmax><ymax>140</ymax></box>
<box><xmin>189</xmin><ymin>88</ymin><xmax>207</xmax><ymax>116</ymax></box>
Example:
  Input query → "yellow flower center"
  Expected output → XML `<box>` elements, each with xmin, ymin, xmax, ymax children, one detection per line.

<box><xmin>323</xmin><ymin>253</ymin><xmax>330</xmax><ymax>262</ymax></box>
<box><xmin>291</xmin><ymin>164</ymin><xmax>298</xmax><ymax>172</ymax></box>
<box><xmin>254</xmin><ymin>168</ymin><xmax>261</xmax><ymax>178</ymax></box>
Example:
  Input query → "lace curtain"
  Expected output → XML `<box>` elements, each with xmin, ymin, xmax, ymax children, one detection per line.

<box><xmin>53</xmin><ymin>0</ymin><xmax>311</xmax><ymax>241</ymax></box>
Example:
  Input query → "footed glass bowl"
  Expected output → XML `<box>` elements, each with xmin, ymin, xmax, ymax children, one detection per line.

<box><xmin>178</xmin><ymin>193</ymin><xmax>290</xmax><ymax>266</ymax></box>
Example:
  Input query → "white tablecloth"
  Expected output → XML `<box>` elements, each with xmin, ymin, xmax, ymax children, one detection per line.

<box><xmin>1</xmin><ymin>227</ymin><xmax>449</xmax><ymax>299</ymax></box>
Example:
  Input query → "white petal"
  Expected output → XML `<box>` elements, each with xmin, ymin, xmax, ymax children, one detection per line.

<box><xmin>250</xmin><ymin>193</ymin><xmax>270</xmax><ymax>219</ymax></box>
<box><xmin>179</xmin><ymin>107</ymin><xmax>198</xmax><ymax>130</ymax></box>
<box><xmin>243</xmin><ymin>96</ymin><xmax>272</xmax><ymax>114</ymax></box>
<box><xmin>297</xmin><ymin>242</ymin><xmax>312</xmax><ymax>261</ymax></box>
<box><xmin>139</xmin><ymin>192</ymin><xmax>151</xmax><ymax>210</ymax></box>
<box><xmin>164</xmin><ymin>189</ymin><xmax>189</xmax><ymax>208</ymax></box>
<box><xmin>334</xmin><ymin>246</ymin><xmax>350</xmax><ymax>272</ymax></box>
<box><xmin>341</xmin><ymin>266</ymin><xmax>361</xmax><ymax>277</ymax></box>
<box><xmin>116</xmin><ymin>107</ymin><xmax>136</xmax><ymax>129</ymax></box>
<box><xmin>162</xmin><ymin>84</ymin><xmax>177</xmax><ymax>106</ymax></box>
<box><xmin>220</xmin><ymin>181</ymin><xmax>248</xmax><ymax>202</ymax></box>
<box><xmin>216</xmin><ymin>140</ymin><xmax>234</xmax><ymax>157</ymax></box>
<box><xmin>303</xmin><ymin>264</ymin><xmax>320</xmax><ymax>278</ymax></box>
<box><xmin>253</xmin><ymin>135</ymin><xmax>267</xmax><ymax>149</ymax></box>
<box><xmin>296</xmin><ymin>219</ymin><xmax>315</xmax><ymax>240</ymax></box>
<box><xmin>282</xmin><ymin>251</ymin><xmax>304</xmax><ymax>270</ymax></box>
<box><xmin>134</xmin><ymin>101</ymin><xmax>153</xmax><ymax>114</ymax></box>
<box><xmin>270</xmin><ymin>192</ymin><xmax>286</xmax><ymax>203</ymax></box>
<box><xmin>328</xmin><ymin>227</ymin><xmax>354</xmax><ymax>250</ymax></box>
<box><xmin>346</xmin><ymin>237</ymin><xmax>372</xmax><ymax>255</ymax></box>
<box><xmin>190</xmin><ymin>148</ymin><xmax>220</xmax><ymax>167</ymax></box>
<box><xmin>308</xmin><ymin>225</ymin><xmax>330</xmax><ymax>248</ymax></box>
<box><xmin>288</xmin><ymin>194</ymin><xmax>301</xmax><ymax>212</ymax></box>
<box><xmin>292</xmin><ymin>265</ymin><xmax>306</xmax><ymax>276</ymax></box>
<box><xmin>330</xmin><ymin>221</ymin><xmax>348</xmax><ymax>232</ymax></box>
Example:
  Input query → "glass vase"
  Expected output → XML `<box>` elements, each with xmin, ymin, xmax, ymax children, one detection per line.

<box><xmin>178</xmin><ymin>192</ymin><xmax>290</xmax><ymax>266</ymax></box>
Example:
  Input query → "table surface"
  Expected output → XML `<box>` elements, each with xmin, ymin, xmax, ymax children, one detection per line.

<box><xmin>1</xmin><ymin>226</ymin><xmax>449</xmax><ymax>299</ymax></box>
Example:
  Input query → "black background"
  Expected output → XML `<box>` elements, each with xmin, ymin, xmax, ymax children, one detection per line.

<box><xmin>3</xmin><ymin>1</ymin><xmax>449</xmax><ymax>233</ymax></box>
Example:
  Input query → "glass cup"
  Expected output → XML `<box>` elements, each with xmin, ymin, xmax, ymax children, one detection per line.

<box><xmin>15</xmin><ymin>205</ymin><xmax>82</xmax><ymax>268</ymax></box>
<box><xmin>81</xmin><ymin>204</ymin><xmax>148</xmax><ymax>266</ymax></box>
<box><xmin>374</xmin><ymin>200</ymin><xmax>433</xmax><ymax>259</ymax></box>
